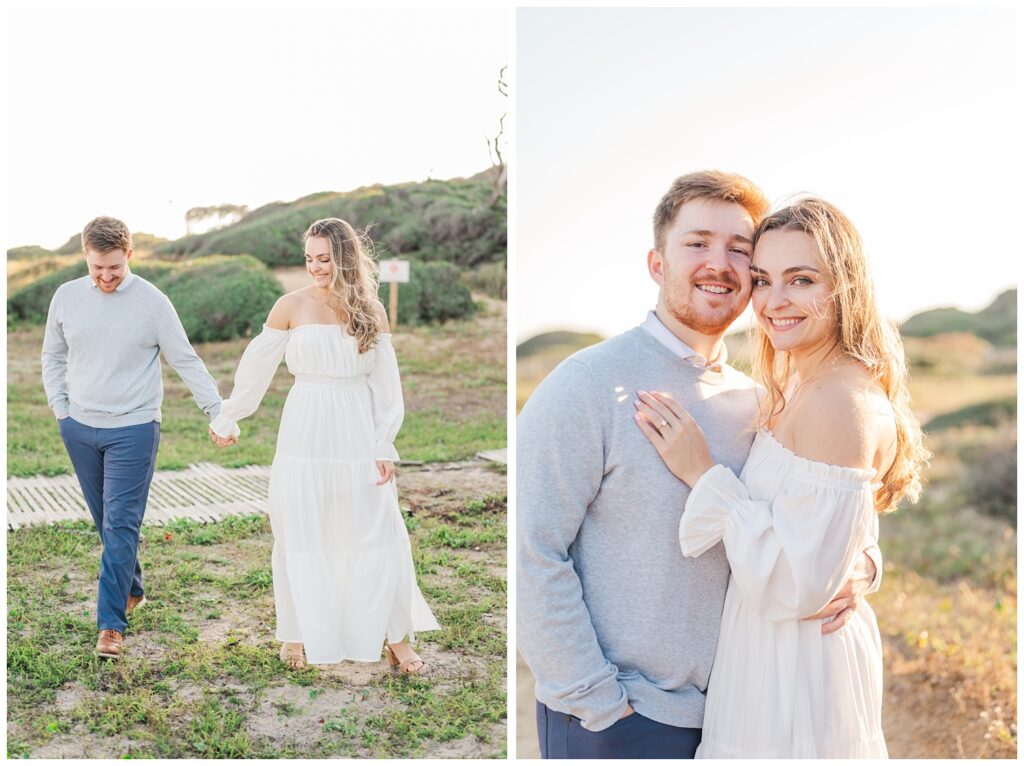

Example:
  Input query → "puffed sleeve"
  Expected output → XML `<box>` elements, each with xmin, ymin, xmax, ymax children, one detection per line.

<box><xmin>679</xmin><ymin>462</ymin><xmax>876</xmax><ymax>622</ymax></box>
<box><xmin>367</xmin><ymin>333</ymin><xmax>403</xmax><ymax>461</ymax></box>
<box><xmin>208</xmin><ymin>325</ymin><xmax>289</xmax><ymax>439</ymax></box>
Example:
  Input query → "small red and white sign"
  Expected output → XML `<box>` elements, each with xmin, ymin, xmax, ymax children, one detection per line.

<box><xmin>380</xmin><ymin>259</ymin><xmax>410</xmax><ymax>283</ymax></box>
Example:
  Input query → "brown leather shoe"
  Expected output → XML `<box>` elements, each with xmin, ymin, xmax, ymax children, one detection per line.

<box><xmin>126</xmin><ymin>594</ymin><xmax>147</xmax><ymax>617</ymax></box>
<box><xmin>96</xmin><ymin>629</ymin><xmax>124</xmax><ymax>660</ymax></box>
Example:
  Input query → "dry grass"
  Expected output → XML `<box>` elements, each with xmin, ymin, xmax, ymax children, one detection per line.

<box><xmin>874</xmin><ymin>569</ymin><xmax>1016</xmax><ymax>758</ymax></box>
<box><xmin>908</xmin><ymin>374</ymin><xmax>1016</xmax><ymax>423</ymax></box>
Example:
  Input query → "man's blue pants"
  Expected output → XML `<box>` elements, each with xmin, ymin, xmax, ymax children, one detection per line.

<box><xmin>536</xmin><ymin>700</ymin><xmax>702</xmax><ymax>759</ymax></box>
<box><xmin>59</xmin><ymin>417</ymin><xmax>160</xmax><ymax>633</ymax></box>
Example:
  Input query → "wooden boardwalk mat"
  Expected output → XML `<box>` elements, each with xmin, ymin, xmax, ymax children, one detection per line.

<box><xmin>475</xmin><ymin>448</ymin><xmax>507</xmax><ymax>464</ymax></box>
<box><xmin>7</xmin><ymin>463</ymin><xmax>270</xmax><ymax>530</ymax></box>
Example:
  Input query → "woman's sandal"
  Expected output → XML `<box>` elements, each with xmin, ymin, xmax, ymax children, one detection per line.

<box><xmin>279</xmin><ymin>642</ymin><xmax>307</xmax><ymax>670</ymax></box>
<box><xmin>384</xmin><ymin>643</ymin><xmax>426</xmax><ymax>675</ymax></box>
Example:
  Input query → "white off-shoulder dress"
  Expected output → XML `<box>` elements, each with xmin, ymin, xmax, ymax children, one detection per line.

<box><xmin>210</xmin><ymin>324</ymin><xmax>440</xmax><ymax>664</ymax></box>
<box><xmin>681</xmin><ymin>429</ymin><xmax>886</xmax><ymax>758</ymax></box>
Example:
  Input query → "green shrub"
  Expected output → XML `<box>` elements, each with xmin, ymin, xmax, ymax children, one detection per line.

<box><xmin>379</xmin><ymin>275</ymin><xmax>422</xmax><ymax>326</ymax></box>
<box><xmin>159</xmin><ymin>256</ymin><xmax>282</xmax><ymax>342</ymax></box>
<box><xmin>959</xmin><ymin>438</ymin><xmax>1017</xmax><ymax>526</ymax></box>
<box><xmin>924</xmin><ymin>398</ymin><xmax>1016</xmax><ymax>432</ymax></box>
<box><xmin>7</xmin><ymin>256</ymin><xmax>281</xmax><ymax>342</ymax></box>
<box><xmin>377</xmin><ymin>261</ymin><xmax>476</xmax><ymax>326</ymax></box>
<box><xmin>7</xmin><ymin>261</ymin><xmax>176</xmax><ymax>325</ymax></box>
<box><xmin>462</xmin><ymin>261</ymin><xmax>507</xmax><ymax>299</ymax></box>
<box><xmin>416</xmin><ymin>262</ymin><xmax>477</xmax><ymax>323</ymax></box>
<box><xmin>7</xmin><ymin>257</ymin><xmax>76</xmax><ymax>293</ymax></box>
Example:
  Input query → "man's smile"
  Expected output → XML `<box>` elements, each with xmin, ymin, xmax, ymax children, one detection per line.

<box><xmin>696</xmin><ymin>283</ymin><xmax>733</xmax><ymax>295</ymax></box>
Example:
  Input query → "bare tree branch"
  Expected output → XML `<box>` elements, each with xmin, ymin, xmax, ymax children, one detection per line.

<box><xmin>488</xmin><ymin>65</ymin><xmax>508</xmax><ymax>209</ymax></box>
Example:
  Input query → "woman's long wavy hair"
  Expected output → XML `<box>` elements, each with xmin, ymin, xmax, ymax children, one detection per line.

<box><xmin>750</xmin><ymin>197</ymin><xmax>929</xmax><ymax>513</ymax></box>
<box><xmin>302</xmin><ymin>218</ymin><xmax>383</xmax><ymax>353</ymax></box>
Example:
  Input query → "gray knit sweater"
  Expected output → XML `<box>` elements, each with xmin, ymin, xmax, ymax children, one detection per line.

<box><xmin>41</xmin><ymin>274</ymin><xmax>223</xmax><ymax>428</ymax></box>
<box><xmin>517</xmin><ymin>327</ymin><xmax>760</xmax><ymax>732</ymax></box>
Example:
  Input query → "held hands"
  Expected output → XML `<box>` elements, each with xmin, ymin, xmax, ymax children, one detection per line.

<box><xmin>208</xmin><ymin>427</ymin><xmax>238</xmax><ymax>448</ymax></box>
<box><xmin>633</xmin><ymin>391</ymin><xmax>714</xmax><ymax>487</ymax></box>
<box><xmin>376</xmin><ymin>460</ymin><xmax>396</xmax><ymax>486</ymax></box>
<box><xmin>804</xmin><ymin>551</ymin><xmax>877</xmax><ymax>635</ymax></box>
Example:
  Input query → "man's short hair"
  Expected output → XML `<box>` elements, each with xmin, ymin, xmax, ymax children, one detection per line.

<box><xmin>82</xmin><ymin>216</ymin><xmax>132</xmax><ymax>254</ymax></box>
<box><xmin>653</xmin><ymin>171</ymin><xmax>770</xmax><ymax>250</ymax></box>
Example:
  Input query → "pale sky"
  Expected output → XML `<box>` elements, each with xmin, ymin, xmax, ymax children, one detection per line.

<box><xmin>516</xmin><ymin>7</ymin><xmax>1020</xmax><ymax>341</ymax></box>
<box><xmin>5</xmin><ymin>6</ymin><xmax>508</xmax><ymax>250</ymax></box>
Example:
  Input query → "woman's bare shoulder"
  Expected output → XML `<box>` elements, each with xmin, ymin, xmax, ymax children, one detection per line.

<box><xmin>266</xmin><ymin>289</ymin><xmax>310</xmax><ymax>330</ymax></box>
<box><xmin>792</xmin><ymin>366</ymin><xmax>892</xmax><ymax>470</ymax></box>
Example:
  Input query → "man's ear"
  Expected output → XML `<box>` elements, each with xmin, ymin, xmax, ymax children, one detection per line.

<box><xmin>647</xmin><ymin>248</ymin><xmax>664</xmax><ymax>286</ymax></box>
<box><xmin>125</xmin><ymin>248</ymin><xmax>134</xmax><ymax>263</ymax></box>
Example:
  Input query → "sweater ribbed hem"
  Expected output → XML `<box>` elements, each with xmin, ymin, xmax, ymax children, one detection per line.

<box><xmin>68</xmin><ymin>405</ymin><xmax>162</xmax><ymax>429</ymax></box>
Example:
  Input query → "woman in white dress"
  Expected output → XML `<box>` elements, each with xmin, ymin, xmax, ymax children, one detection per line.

<box><xmin>635</xmin><ymin>198</ymin><xmax>928</xmax><ymax>757</ymax></box>
<box><xmin>209</xmin><ymin>218</ymin><xmax>439</xmax><ymax>672</ymax></box>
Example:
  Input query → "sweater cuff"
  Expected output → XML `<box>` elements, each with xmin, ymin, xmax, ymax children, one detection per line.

<box><xmin>551</xmin><ymin>673</ymin><xmax>630</xmax><ymax>733</ymax></box>
<box><xmin>52</xmin><ymin>400</ymin><xmax>70</xmax><ymax>420</ymax></box>
<box><xmin>583</xmin><ymin>697</ymin><xmax>633</xmax><ymax>733</ymax></box>
<box><xmin>538</xmin><ymin>667</ymin><xmax>629</xmax><ymax>733</ymax></box>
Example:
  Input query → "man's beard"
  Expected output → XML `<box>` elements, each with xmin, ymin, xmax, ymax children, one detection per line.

<box><xmin>663</xmin><ymin>269</ymin><xmax>746</xmax><ymax>336</ymax></box>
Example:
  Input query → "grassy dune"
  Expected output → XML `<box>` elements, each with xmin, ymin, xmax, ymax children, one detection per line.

<box><xmin>154</xmin><ymin>172</ymin><xmax>506</xmax><ymax>271</ymax></box>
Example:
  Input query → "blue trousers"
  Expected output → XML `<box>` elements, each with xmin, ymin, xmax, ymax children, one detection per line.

<box><xmin>59</xmin><ymin>417</ymin><xmax>160</xmax><ymax>633</ymax></box>
<box><xmin>536</xmin><ymin>700</ymin><xmax>701</xmax><ymax>759</ymax></box>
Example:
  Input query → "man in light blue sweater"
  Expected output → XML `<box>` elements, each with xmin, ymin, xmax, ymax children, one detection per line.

<box><xmin>517</xmin><ymin>172</ymin><xmax>881</xmax><ymax>758</ymax></box>
<box><xmin>42</xmin><ymin>216</ymin><xmax>224</xmax><ymax>660</ymax></box>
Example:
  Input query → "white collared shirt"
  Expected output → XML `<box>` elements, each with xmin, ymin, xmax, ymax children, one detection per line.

<box><xmin>90</xmin><ymin>268</ymin><xmax>135</xmax><ymax>292</ymax></box>
<box><xmin>639</xmin><ymin>310</ymin><xmax>727</xmax><ymax>372</ymax></box>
